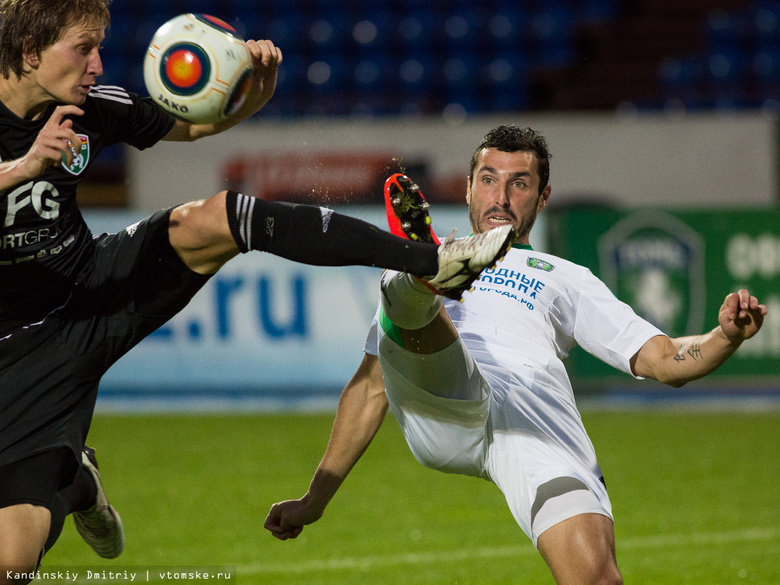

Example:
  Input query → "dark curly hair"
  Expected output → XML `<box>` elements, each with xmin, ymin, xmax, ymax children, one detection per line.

<box><xmin>468</xmin><ymin>125</ymin><xmax>552</xmax><ymax>194</ymax></box>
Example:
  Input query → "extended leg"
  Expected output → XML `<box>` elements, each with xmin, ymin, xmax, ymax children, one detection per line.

<box><xmin>168</xmin><ymin>191</ymin><xmax>439</xmax><ymax>276</ymax></box>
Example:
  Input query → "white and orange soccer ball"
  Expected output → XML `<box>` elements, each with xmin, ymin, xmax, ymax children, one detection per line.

<box><xmin>143</xmin><ymin>13</ymin><xmax>254</xmax><ymax>124</ymax></box>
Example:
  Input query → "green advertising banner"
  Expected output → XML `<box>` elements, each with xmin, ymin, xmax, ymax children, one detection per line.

<box><xmin>547</xmin><ymin>206</ymin><xmax>780</xmax><ymax>391</ymax></box>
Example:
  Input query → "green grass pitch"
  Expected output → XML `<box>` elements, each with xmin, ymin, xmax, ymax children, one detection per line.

<box><xmin>43</xmin><ymin>409</ymin><xmax>780</xmax><ymax>584</ymax></box>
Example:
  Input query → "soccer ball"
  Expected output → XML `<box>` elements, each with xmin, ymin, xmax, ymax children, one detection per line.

<box><xmin>143</xmin><ymin>13</ymin><xmax>254</xmax><ymax>124</ymax></box>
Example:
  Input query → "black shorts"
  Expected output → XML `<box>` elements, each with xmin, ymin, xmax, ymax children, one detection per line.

<box><xmin>0</xmin><ymin>208</ymin><xmax>211</xmax><ymax>467</ymax></box>
<box><xmin>0</xmin><ymin>448</ymin><xmax>78</xmax><ymax>509</ymax></box>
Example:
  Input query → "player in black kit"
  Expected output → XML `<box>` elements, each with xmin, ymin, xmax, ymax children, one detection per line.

<box><xmin>0</xmin><ymin>0</ymin><xmax>515</xmax><ymax>579</ymax></box>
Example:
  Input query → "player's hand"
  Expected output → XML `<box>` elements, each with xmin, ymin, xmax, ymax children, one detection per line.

<box><xmin>718</xmin><ymin>289</ymin><xmax>767</xmax><ymax>345</ymax></box>
<box><xmin>19</xmin><ymin>105</ymin><xmax>84</xmax><ymax>178</ymax></box>
<box><xmin>264</xmin><ymin>497</ymin><xmax>322</xmax><ymax>541</ymax></box>
<box><xmin>244</xmin><ymin>39</ymin><xmax>283</xmax><ymax>112</ymax></box>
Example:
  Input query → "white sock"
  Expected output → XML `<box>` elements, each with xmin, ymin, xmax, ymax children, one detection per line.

<box><xmin>380</xmin><ymin>270</ymin><xmax>443</xmax><ymax>330</ymax></box>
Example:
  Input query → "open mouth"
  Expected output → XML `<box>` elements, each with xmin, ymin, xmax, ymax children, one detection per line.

<box><xmin>486</xmin><ymin>216</ymin><xmax>514</xmax><ymax>225</ymax></box>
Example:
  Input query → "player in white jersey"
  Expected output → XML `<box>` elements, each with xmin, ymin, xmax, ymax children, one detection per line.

<box><xmin>265</xmin><ymin>125</ymin><xmax>767</xmax><ymax>585</ymax></box>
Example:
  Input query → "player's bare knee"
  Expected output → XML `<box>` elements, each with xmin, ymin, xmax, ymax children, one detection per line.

<box><xmin>0</xmin><ymin>505</ymin><xmax>49</xmax><ymax>584</ymax></box>
<box><xmin>171</xmin><ymin>192</ymin><xmax>231</xmax><ymax>243</ymax></box>
<box><xmin>169</xmin><ymin>192</ymin><xmax>237</xmax><ymax>272</ymax></box>
<box><xmin>593</xmin><ymin>570</ymin><xmax>623</xmax><ymax>585</ymax></box>
<box><xmin>0</xmin><ymin>549</ymin><xmax>43</xmax><ymax>585</ymax></box>
<box><xmin>579</xmin><ymin>556</ymin><xmax>623</xmax><ymax>585</ymax></box>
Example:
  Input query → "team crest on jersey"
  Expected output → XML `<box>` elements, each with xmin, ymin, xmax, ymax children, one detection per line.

<box><xmin>527</xmin><ymin>257</ymin><xmax>555</xmax><ymax>272</ymax></box>
<box><xmin>598</xmin><ymin>211</ymin><xmax>705</xmax><ymax>337</ymax></box>
<box><xmin>61</xmin><ymin>134</ymin><xmax>90</xmax><ymax>175</ymax></box>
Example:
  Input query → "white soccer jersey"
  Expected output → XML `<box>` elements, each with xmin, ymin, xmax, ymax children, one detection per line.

<box><xmin>365</xmin><ymin>245</ymin><xmax>665</xmax><ymax>519</ymax></box>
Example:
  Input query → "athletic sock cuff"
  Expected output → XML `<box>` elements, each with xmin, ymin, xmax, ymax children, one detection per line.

<box><xmin>379</xmin><ymin>306</ymin><xmax>405</xmax><ymax>349</ymax></box>
<box><xmin>380</xmin><ymin>270</ymin><xmax>442</xmax><ymax>330</ymax></box>
<box><xmin>225</xmin><ymin>190</ymin><xmax>252</xmax><ymax>253</ymax></box>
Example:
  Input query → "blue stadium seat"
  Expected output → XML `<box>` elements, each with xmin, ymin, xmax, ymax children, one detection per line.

<box><xmin>753</xmin><ymin>44</ymin><xmax>780</xmax><ymax>81</ymax></box>
<box><xmin>530</xmin><ymin>5</ymin><xmax>575</xmax><ymax>68</ymax></box>
<box><xmin>487</xmin><ymin>54</ymin><xmax>529</xmax><ymax>112</ymax></box>
<box><xmin>260</xmin><ymin>16</ymin><xmax>305</xmax><ymax>52</ymax></box>
<box><xmin>351</xmin><ymin>14</ymin><xmax>391</xmax><ymax>50</ymax></box>
<box><xmin>706</xmin><ymin>8</ymin><xmax>749</xmax><ymax>53</ymax></box>
<box><xmin>396</xmin><ymin>2</ymin><xmax>439</xmax><ymax>48</ymax></box>
<box><xmin>706</xmin><ymin>47</ymin><xmax>747</xmax><ymax>84</ymax></box>
<box><xmin>482</xmin><ymin>11</ymin><xmax>523</xmax><ymax>48</ymax></box>
<box><xmin>396</xmin><ymin>54</ymin><xmax>437</xmax><ymax>92</ymax></box>
<box><xmin>353</xmin><ymin>53</ymin><xmax>390</xmax><ymax>91</ymax></box>
<box><xmin>580</xmin><ymin>0</ymin><xmax>619</xmax><ymax>22</ymax></box>
<box><xmin>305</xmin><ymin>51</ymin><xmax>349</xmax><ymax>92</ymax></box>
<box><xmin>659</xmin><ymin>55</ymin><xmax>701</xmax><ymax>89</ymax></box>
<box><xmin>443</xmin><ymin>3</ymin><xmax>484</xmax><ymax>48</ymax></box>
<box><xmin>753</xmin><ymin>2</ymin><xmax>780</xmax><ymax>41</ymax></box>
<box><xmin>442</xmin><ymin>53</ymin><xmax>478</xmax><ymax>89</ymax></box>
<box><xmin>307</xmin><ymin>16</ymin><xmax>351</xmax><ymax>53</ymax></box>
<box><xmin>273</xmin><ymin>53</ymin><xmax>307</xmax><ymax>96</ymax></box>
<box><xmin>531</xmin><ymin>4</ymin><xmax>575</xmax><ymax>41</ymax></box>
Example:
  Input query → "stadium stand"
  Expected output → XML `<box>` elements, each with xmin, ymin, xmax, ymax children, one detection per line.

<box><xmin>101</xmin><ymin>0</ymin><xmax>778</xmax><ymax>116</ymax></box>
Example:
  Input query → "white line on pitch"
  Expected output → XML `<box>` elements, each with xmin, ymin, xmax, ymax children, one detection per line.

<box><xmin>239</xmin><ymin>527</ymin><xmax>780</xmax><ymax>576</ymax></box>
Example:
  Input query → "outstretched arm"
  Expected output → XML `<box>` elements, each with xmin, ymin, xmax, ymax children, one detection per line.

<box><xmin>631</xmin><ymin>289</ymin><xmax>767</xmax><ymax>387</ymax></box>
<box><xmin>264</xmin><ymin>353</ymin><xmax>388</xmax><ymax>540</ymax></box>
<box><xmin>163</xmin><ymin>39</ymin><xmax>282</xmax><ymax>142</ymax></box>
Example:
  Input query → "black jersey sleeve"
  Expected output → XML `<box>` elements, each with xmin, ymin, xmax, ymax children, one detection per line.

<box><xmin>82</xmin><ymin>85</ymin><xmax>176</xmax><ymax>150</ymax></box>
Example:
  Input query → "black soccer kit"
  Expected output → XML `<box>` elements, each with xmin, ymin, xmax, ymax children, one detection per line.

<box><xmin>0</xmin><ymin>86</ymin><xmax>208</xmax><ymax>471</ymax></box>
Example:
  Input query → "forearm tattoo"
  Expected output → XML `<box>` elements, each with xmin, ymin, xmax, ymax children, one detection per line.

<box><xmin>674</xmin><ymin>341</ymin><xmax>703</xmax><ymax>363</ymax></box>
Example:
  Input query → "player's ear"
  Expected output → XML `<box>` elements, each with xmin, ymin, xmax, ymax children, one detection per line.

<box><xmin>537</xmin><ymin>185</ymin><xmax>551</xmax><ymax>212</ymax></box>
<box><xmin>22</xmin><ymin>41</ymin><xmax>40</xmax><ymax>69</ymax></box>
<box><xmin>466</xmin><ymin>176</ymin><xmax>472</xmax><ymax>205</ymax></box>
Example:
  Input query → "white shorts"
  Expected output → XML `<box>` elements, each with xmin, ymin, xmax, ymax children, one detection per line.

<box><xmin>377</xmin><ymin>332</ymin><xmax>613</xmax><ymax>547</ymax></box>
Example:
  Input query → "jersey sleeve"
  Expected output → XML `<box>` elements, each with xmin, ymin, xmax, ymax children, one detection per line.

<box><xmin>573</xmin><ymin>268</ymin><xmax>666</xmax><ymax>377</ymax></box>
<box><xmin>363</xmin><ymin>303</ymin><xmax>381</xmax><ymax>356</ymax></box>
<box><xmin>86</xmin><ymin>85</ymin><xmax>175</xmax><ymax>149</ymax></box>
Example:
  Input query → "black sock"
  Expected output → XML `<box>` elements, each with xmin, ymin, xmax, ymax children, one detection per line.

<box><xmin>225</xmin><ymin>191</ymin><xmax>439</xmax><ymax>277</ymax></box>
<box><xmin>44</xmin><ymin>465</ymin><xmax>97</xmax><ymax>552</ymax></box>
